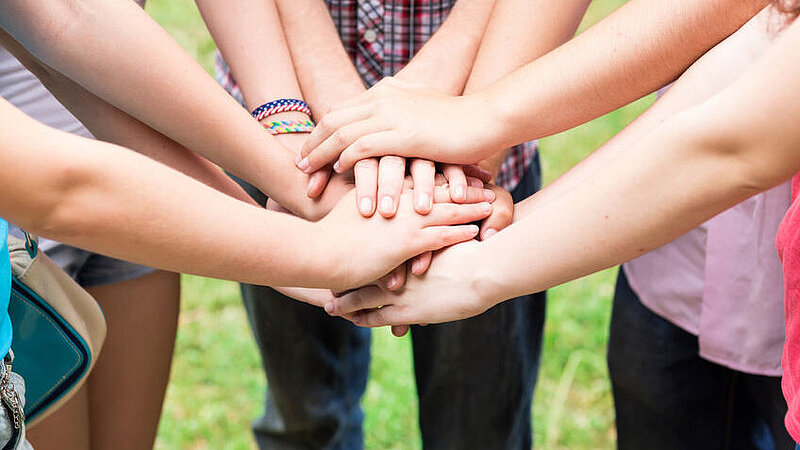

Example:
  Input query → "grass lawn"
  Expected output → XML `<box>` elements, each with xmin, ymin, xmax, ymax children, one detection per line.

<box><xmin>146</xmin><ymin>0</ymin><xmax>653</xmax><ymax>448</ymax></box>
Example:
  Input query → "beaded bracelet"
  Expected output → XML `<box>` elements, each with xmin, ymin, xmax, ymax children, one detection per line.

<box><xmin>251</xmin><ymin>99</ymin><xmax>312</xmax><ymax>122</ymax></box>
<box><xmin>263</xmin><ymin>119</ymin><xmax>316</xmax><ymax>135</ymax></box>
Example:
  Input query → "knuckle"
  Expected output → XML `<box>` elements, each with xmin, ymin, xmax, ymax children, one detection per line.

<box><xmin>497</xmin><ymin>207</ymin><xmax>513</xmax><ymax>223</ymax></box>
<box><xmin>317</xmin><ymin>116</ymin><xmax>333</xmax><ymax>133</ymax></box>
<box><xmin>354</xmin><ymin>159</ymin><xmax>376</xmax><ymax>171</ymax></box>
<box><xmin>331</xmin><ymin>130</ymin><xmax>348</xmax><ymax>147</ymax></box>
<box><xmin>349</xmin><ymin>138</ymin><xmax>369</xmax><ymax>157</ymax></box>
<box><xmin>381</xmin><ymin>156</ymin><xmax>405</xmax><ymax>169</ymax></box>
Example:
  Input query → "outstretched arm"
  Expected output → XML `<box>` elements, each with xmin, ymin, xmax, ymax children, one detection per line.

<box><xmin>194</xmin><ymin>0</ymin><xmax>355</xmax><ymax>217</ymax></box>
<box><xmin>275</xmin><ymin>0</ymin><xmax>494</xmax><ymax>218</ymax></box>
<box><xmin>297</xmin><ymin>0</ymin><xmax>767</xmax><ymax>172</ymax></box>
<box><xmin>0</xmin><ymin>29</ymin><xmax>254</xmax><ymax>206</ymax></box>
<box><xmin>0</xmin><ymin>99</ymin><xmax>491</xmax><ymax>292</ymax></box>
<box><xmin>464</xmin><ymin>0</ymin><xmax>591</xmax><ymax>179</ymax></box>
<box><xmin>327</xmin><ymin>8</ymin><xmax>800</xmax><ymax>325</ymax></box>
<box><xmin>0</xmin><ymin>0</ymin><xmax>323</xmax><ymax>218</ymax></box>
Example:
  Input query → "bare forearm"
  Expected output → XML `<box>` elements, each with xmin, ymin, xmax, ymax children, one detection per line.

<box><xmin>482</xmin><ymin>0</ymin><xmax>767</xmax><ymax>150</ymax></box>
<box><xmin>465</xmin><ymin>0</ymin><xmax>590</xmax><ymax>177</ymax></box>
<box><xmin>0</xmin><ymin>31</ymin><xmax>254</xmax><ymax>206</ymax></box>
<box><xmin>0</xmin><ymin>0</ymin><xmax>304</xmax><ymax>205</ymax></box>
<box><xmin>466</xmin><ymin>0</ymin><xmax>590</xmax><ymax>92</ymax></box>
<box><xmin>274</xmin><ymin>0</ymin><xmax>365</xmax><ymax>116</ymax></box>
<box><xmin>512</xmin><ymin>6</ymin><xmax>776</xmax><ymax>219</ymax></box>
<box><xmin>395</xmin><ymin>0</ymin><xmax>497</xmax><ymax>94</ymax></box>
<box><xmin>478</xmin><ymin>14</ymin><xmax>800</xmax><ymax>303</ymax></box>
<box><xmin>0</xmin><ymin>102</ymin><xmax>327</xmax><ymax>287</ymax></box>
<box><xmin>196</xmin><ymin>0</ymin><xmax>303</xmax><ymax>111</ymax></box>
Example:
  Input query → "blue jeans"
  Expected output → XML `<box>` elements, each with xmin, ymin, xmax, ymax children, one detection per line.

<box><xmin>608</xmin><ymin>270</ymin><xmax>792</xmax><ymax>450</ymax></box>
<box><xmin>233</xmin><ymin>154</ymin><xmax>546</xmax><ymax>450</ymax></box>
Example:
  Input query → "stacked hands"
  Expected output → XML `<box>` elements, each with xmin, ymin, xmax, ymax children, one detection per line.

<box><xmin>273</xmin><ymin>81</ymin><xmax>512</xmax><ymax>335</ymax></box>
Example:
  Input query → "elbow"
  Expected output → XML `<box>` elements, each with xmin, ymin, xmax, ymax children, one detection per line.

<box><xmin>24</xmin><ymin>156</ymin><xmax>104</xmax><ymax>242</ymax></box>
<box><xmin>675</xmin><ymin>106</ymin><xmax>795</xmax><ymax>199</ymax></box>
<box><xmin>1</xmin><ymin>0</ymin><xmax>88</xmax><ymax>66</ymax></box>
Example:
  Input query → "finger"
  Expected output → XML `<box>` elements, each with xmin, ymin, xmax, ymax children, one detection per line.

<box><xmin>300</xmin><ymin>103</ymin><xmax>372</xmax><ymax>159</ymax></box>
<box><xmin>410</xmin><ymin>159</ymin><xmax>435</xmax><ymax>214</ymax></box>
<box><xmin>467</xmin><ymin>177</ymin><xmax>483</xmax><ymax>188</ymax></box>
<box><xmin>326</xmin><ymin>285</ymin><xmax>386</xmax><ymax>316</ymax></box>
<box><xmin>306</xmin><ymin>167</ymin><xmax>332</xmax><ymax>198</ymax></box>
<box><xmin>410</xmin><ymin>251</ymin><xmax>432</xmax><ymax>276</ymax></box>
<box><xmin>431</xmin><ymin>185</ymin><xmax>493</xmax><ymax>203</ymax></box>
<box><xmin>300</xmin><ymin>118</ymin><xmax>386</xmax><ymax>173</ymax></box>
<box><xmin>354</xmin><ymin>158</ymin><xmax>379</xmax><ymax>217</ymax></box>
<box><xmin>377</xmin><ymin>156</ymin><xmax>406</xmax><ymax>218</ymax></box>
<box><xmin>424</xmin><ymin>201</ymin><xmax>492</xmax><ymax>226</ymax></box>
<box><xmin>391</xmin><ymin>325</ymin><xmax>410</xmax><ymax>337</ymax></box>
<box><xmin>351</xmin><ymin>306</ymin><xmax>402</xmax><ymax>328</ymax></box>
<box><xmin>386</xmin><ymin>264</ymin><xmax>406</xmax><ymax>291</ymax></box>
<box><xmin>416</xmin><ymin>224</ymin><xmax>480</xmax><ymax>254</ymax></box>
<box><xmin>463</xmin><ymin>164</ymin><xmax>493</xmax><ymax>183</ymax></box>
<box><xmin>442</xmin><ymin>164</ymin><xmax>468</xmax><ymax>203</ymax></box>
<box><xmin>463</xmin><ymin>187</ymin><xmax>496</xmax><ymax>204</ymax></box>
<box><xmin>335</xmin><ymin>131</ymin><xmax>409</xmax><ymax>173</ymax></box>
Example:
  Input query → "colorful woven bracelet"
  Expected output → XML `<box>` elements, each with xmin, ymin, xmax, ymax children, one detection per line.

<box><xmin>251</xmin><ymin>99</ymin><xmax>311</xmax><ymax>122</ymax></box>
<box><xmin>263</xmin><ymin>119</ymin><xmax>316</xmax><ymax>135</ymax></box>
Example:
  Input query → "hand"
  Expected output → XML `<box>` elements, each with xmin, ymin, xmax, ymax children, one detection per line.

<box><xmin>296</xmin><ymin>77</ymin><xmax>499</xmax><ymax>174</ymax></box>
<box><xmin>309</xmin><ymin>156</ymin><xmax>493</xmax><ymax>219</ymax></box>
<box><xmin>323</xmin><ymin>240</ymin><xmax>498</xmax><ymax>326</ymax></box>
<box><xmin>291</xmin><ymin>168</ymin><xmax>355</xmax><ymax>221</ymax></box>
<box><xmin>314</xmin><ymin>188</ymin><xmax>492</xmax><ymax>291</ymax></box>
<box><xmin>268</xmin><ymin>131</ymin><xmax>354</xmax><ymax>221</ymax></box>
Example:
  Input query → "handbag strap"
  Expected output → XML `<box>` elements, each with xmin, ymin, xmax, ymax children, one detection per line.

<box><xmin>22</xmin><ymin>231</ymin><xmax>38</xmax><ymax>259</ymax></box>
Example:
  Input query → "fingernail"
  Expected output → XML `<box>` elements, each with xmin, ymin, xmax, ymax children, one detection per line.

<box><xmin>454</xmin><ymin>186</ymin><xmax>465</xmax><ymax>201</ymax></box>
<box><xmin>359</xmin><ymin>197</ymin><xmax>373</xmax><ymax>215</ymax></box>
<box><xmin>333</xmin><ymin>161</ymin><xmax>341</xmax><ymax>173</ymax></box>
<box><xmin>295</xmin><ymin>154</ymin><xmax>302</xmax><ymax>165</ymax></box>
<box><xmin>481</xmin><ymin>202</ymin><xmax>492</xmax><ymax>213</ymax></box>
<box><xmin>483</xmin><ymin>189</ymin><xmax>496</xmax><ymax>202</ymax></box>
<box><xmin>297</xmin><ymin>157</ymin><xmax>310</xmax><ymax>171</ymax></box>
<box><xmin>324</xmin><ymin>302</ymin><xmax>334</xmax><ymax>314</ymax></box>
<box><xmin>417</xmin><ymin>193</ymin><xmax>430</xmax><ymax>212</ymax></box>
<box><xmin>380</xmin><ymin>196</ymin><xmax>394</xmax><ymax>214</ymax></box>
<box><xmin>411</xmin><ymin>259</ymin><xmax>421</xmax><ymax>274</ymax></box>
<box><xmin>388</xmin><ymin>274</ymin><xmax>398</xmax><ymax>289</ymax></box>
<box><xmin>483</xmin><ymin>228</ymin><xmax>498</xmax><ymax>240</ymax></box>
<box><xmin>468</xmin><ymin>224</ymin><xmax>480</xmax><ymax>235</ymax></box>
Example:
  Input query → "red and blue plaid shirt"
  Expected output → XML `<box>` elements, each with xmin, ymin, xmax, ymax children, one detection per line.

<box><xmin>215</xmin><ymin>0</ymin><xmax>537</xmax><ymax>191</ymax></box>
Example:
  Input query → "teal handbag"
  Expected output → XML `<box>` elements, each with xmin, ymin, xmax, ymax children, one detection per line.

<box><xmin>7</xmin><ymin>232</ymin><xmax>106</xmax><ymax>427</ymax></box>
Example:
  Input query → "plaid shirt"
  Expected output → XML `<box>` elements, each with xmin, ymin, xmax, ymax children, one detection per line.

<box><xmin>215</xmin><ymin>0</ymin><xmax>537</xmax><ymax>191</ymax></box>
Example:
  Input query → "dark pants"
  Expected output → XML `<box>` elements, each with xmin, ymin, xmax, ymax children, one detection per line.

<box><xmin>233</xmin><ymin>154</ymin><xmax>546</xmax><ymax>450</ymax></box>
<box><xmin>608</xmin><ymin>270</ymin><xmax>792</xmax><ymax>450</ymax></box>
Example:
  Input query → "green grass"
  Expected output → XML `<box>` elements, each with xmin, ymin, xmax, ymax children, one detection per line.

<box><xmin>146</xmin><ymin>0</ymin><xmax>653</xmax><ymax>448</ymax></box>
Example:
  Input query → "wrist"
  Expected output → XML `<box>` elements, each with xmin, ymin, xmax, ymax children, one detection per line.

<box><xmin>456</xmin><ymin>93</ymin><xmax>511</xmax><ymax>162</ymax></box>
<box><xmin>307</xmin><ymin>219</ymin><xmax>347</xmax><ymax>288</ymax></box>
<box><xmin>470</xmin><ymin>89</ymin><xmax>520</xmax><ymax>152</ymax></box>
<box><xmin>470</xmin><ymin>240</ymin><xmax>512</xmax><ymax>309</ymax></box>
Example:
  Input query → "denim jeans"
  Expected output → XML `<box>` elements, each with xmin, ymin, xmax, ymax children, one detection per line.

<box><xmin>608</xmin><ymin>270</ymin><xmax>793</xmax><ymax>450</ymax></box>
<box><xmin>232</xmin><ymin>154</ymin><xmax>546</xmax><ymax>450</ymax></box>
